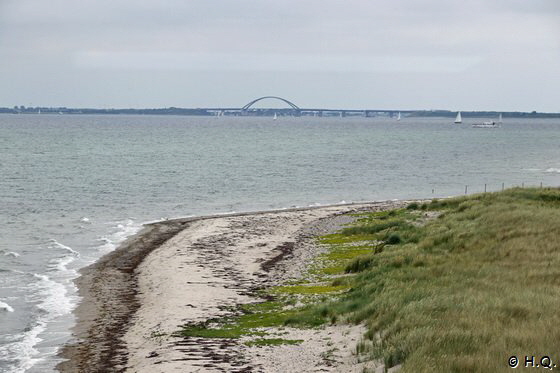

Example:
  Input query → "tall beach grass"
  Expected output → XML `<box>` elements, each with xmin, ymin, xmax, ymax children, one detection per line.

<box><xmin>288</xmin><ymin>188</ymin><xmax>560</xmax><ymax>372</ymax></box>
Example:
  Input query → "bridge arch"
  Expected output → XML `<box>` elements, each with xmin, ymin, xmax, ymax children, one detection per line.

<box><xmin>242</xmin><ymin>96</ymin><xmax>300</xmax><ymax>111</ymax></box>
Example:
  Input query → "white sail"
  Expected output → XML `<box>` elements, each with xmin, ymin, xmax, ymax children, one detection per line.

<box><xmin>498</xmin><ymin>113</ymin><xmax>503</xmax><ymax>123</ymax></box>
<box><xmin>273</xmin><ymin>113</ymin><xmax>278</xmax><ymax>120</ymax></box>
<box><xmin>397</xmin><ymin>112</ymin><xmax>401</xmax><ymax>121</ymax></box>
<box><xmin>454</xmin><ymin>112</ymin><xmax>462</xmax><ymax>124</ymax></box>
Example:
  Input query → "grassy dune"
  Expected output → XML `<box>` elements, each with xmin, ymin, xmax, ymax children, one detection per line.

<box><xmin>290</xmin><ymin>188</ymin><xmax>560</xmax><ymax>372</ymax></box>
<box><xmin>180</xmin><ymin>188</ymin><xmax>560</xmax><ymax>372</ymax></box>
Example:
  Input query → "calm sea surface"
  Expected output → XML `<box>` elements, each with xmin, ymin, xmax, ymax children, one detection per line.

<box><xmin>1</xmin><ymin>114</ymin><xmax>559</xmax><ymax>372</ymax></box>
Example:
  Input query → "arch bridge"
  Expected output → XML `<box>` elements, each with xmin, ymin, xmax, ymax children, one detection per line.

<box><xmin>241</xmin><ymin>96</ymin><xmax>300</xmax><ymax>114</ymax></box>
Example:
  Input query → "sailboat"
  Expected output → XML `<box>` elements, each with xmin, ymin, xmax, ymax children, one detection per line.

<box><xmin>397</xmin><ymin>112</ymin><xmax>401</xmax><ymax>121</ymax></box>
<box><xmin>273</xmin><ymin>113</ymin><xmax>278</xmax><ymax>120</ymax></box>
<box><xmin>498</xmin><ymin>113</ymin><xmax>503</xmax><ymax>124</ymax></box>
<box><xmin>454</xmin><ymin>112</ymin><xmax>462</xmax><ymax>124</ymax></box>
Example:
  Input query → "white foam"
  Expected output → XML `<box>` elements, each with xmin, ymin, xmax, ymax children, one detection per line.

<box><xmin>113</xmin><ymin>218</ymin><xmax>140</xmax><ymax>242</ymax></box>
<box><xmin>2</xmin><ymin>219</ymin><xmax>141</xmax><ymax>372</ymax></box>
<box><xmin>0</xmin><ymin>320</ymin><xmax>46</xmax><ymax>373</ymax></box>
<box><xmin>47</xmin><ymin>255</ymin><xmax>78</xmax><ymax>275</ymax></box>
<box><xmin>79</xmin><ymin>217</ymin><xmax>90</xmax><ymax>223</ymax></box>
<box><xmin>45</xmin><ymin>240</ymin><xmax>81</xmax><ymax>276</ymax></box>
<box><xmin>97</xmin><ymin>218</ymin><xmax>141</xmax><ymax>255</ymax></box>
<box><xmin>214</xmin><ymin>211</ymin><xmax>238</xmax><ymax>216</ymax></box>
<box><xmin>48</xmin><ymin>239</ymin><xmax>80</xmax><ymax>257</ymax></box>
<box><xmin>29</xmin><ymin>273</ymin><xmax>74</xmax><ymax>318</ymax></box>
<box><xmin>545</xmin><ymin>168</ymin><xmax>560</xmax><ymax>173</ymax></box>
<box><xmin>3</xmin><ymin>251</ymin><xmax>20</xmax><ymax>258</ymax></box>
<box><xmin>0</xmin><ymin>300</ymin><xmax>14</xmax><ymax>312</ymax></box>
<box><xmin>0</xmin><ymin>273</ymin><xmax>74</xmax><ymax>373</ymax></box>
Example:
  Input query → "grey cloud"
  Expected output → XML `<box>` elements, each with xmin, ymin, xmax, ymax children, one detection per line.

<box><xmin>0</xmin><ymin>0</ymin><xmax>559</xmax><ymax>111</ymax></box>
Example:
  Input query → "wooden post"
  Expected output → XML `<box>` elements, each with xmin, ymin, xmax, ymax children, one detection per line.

<box><xmin>541</xmin><ymin>182</ymin><xmax>543</xmax><ymax>188</ymax></box>
<box><xmin>502</xmin><ymin>183</ymin><xmax>504</xmax><ymax>191</ymax></box>
<box><xmin>484</xmin><ymin>184</ymin><xmax>487</xmax><ymax>193</ymax></box>
<box><xmin>465</xmin><ymin>185</ymin><xmax>468</xmax><ymax>195</ymax></box>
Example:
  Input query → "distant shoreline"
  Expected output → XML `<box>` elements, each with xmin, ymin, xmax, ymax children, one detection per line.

<box><xmin>2</xmin><ymin>107</ymin><xmax>559</xmax><ymax>118</ymax></box>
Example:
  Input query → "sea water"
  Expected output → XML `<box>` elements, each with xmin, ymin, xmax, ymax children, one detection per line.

<box><xmin>1</xmin><ymin>114</ymin><xmax>559</xmax><ymax>372</ymax></box>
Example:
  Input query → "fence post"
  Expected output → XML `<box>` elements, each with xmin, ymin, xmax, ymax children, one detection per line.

<box><xmin>465</xmin><ymin>185</ymin><xmax>468</xmax><ymax>195</ymax></box>
<box><xmin>502</xmin><ymin>182</ymin><xmax>504</xmax><ymax>191</ymax></box>
<box><xmin>484</xmin><ymin>184</ymin><xmax>487</xmax><ymax>193</ymax></box>
<box><xmin>541</xmin><ymin>182</ymin><xmax>543</xmax><ymax>189</ymax></box>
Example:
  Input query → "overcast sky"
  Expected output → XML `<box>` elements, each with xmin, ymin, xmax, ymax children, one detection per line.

<box><xmin>1</xmin><ymin>0</ymin><xmax>559</xmax><ymax>111</ymax></box>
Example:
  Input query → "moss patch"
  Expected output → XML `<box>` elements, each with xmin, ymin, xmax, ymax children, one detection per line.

<box><xmin>272</xmin><ymin>284</ymin><xmax>350</xmax><ymax>295</ymax></box>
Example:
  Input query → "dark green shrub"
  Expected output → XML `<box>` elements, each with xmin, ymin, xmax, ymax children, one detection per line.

<box><xmin>342</xmin><ymin>220</ymin><xmax>405</xmax><ymax>236</ymax></box>
<box><xmin>386</xmin><ymin>233</ymin><xmax>402</xmax><ymax>245</ymax></box>
<box><xmin>406</xmin><ymin>202</ymin><xmax>419</xmax><ymax>210</ymax></box>
<box><xmin>345</xmin><ymin>255</ymin><xmax>376</xmax><ymax>273</ymax></box>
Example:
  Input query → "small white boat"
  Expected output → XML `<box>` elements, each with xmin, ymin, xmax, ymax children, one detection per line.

<box><xmin>454</xmin><ymin>112</ymin><xmax>462</xmax><ymax>124</ymax></box>
<box><xmin>472</xmin><ymin>121</ymin><xmax>498</xmax><ymax>128</ymax></box>
<box><xmin>273</xmin><ymin>113</ymin><xmax>278</xmax><ymax>120</ymax></box>
<box><xmin>397</xmin><ymin>112</ymin><xmax>401</xmax><ymax>121</ymax></box>
<box><xmin>472</xmin><ymin>113</ymin><xmax>502</xmax><ymax>128</ymax></box>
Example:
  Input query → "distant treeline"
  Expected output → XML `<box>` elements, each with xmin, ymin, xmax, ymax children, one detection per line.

<box><xmin>1</xmin><ymin>106</ymin><xmax>559</xmax><ymax>118</ymax></box>
<box><xmin>0</xmin><ymin>106</ymin><xmax>214</xmax><ymax>116</ymax></box>
<box><xmin>409</xmin><ymin>110</ymin><xmax>560</xmax><ymax>118</ymax></box>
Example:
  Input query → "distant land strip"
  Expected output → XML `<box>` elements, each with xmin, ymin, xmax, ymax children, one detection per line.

<box><xmin>2</xmin><ymin>106</ymin><xmax>559</xmax><ymax>118</ymax></box>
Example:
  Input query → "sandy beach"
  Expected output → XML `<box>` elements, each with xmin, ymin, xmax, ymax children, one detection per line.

<box><xmin>58</xmin><ymin>201</ymin><xmax>408</xmax><ymax>373</ymax></box>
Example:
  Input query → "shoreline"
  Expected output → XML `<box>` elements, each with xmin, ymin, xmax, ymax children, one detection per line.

<box><xmin>57</xmin><ymin>218</ymin><xmax>191</xmax><ymax>372</ymax></box>
<box><xmin>57</xmin><ymin>200</ymin><xmax>411</xmax><ymax>372</ymax></box>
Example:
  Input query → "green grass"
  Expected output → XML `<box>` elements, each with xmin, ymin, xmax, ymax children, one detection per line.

<box><xmin>341</xmin><ymin>219</ymin><xmax>409</xmax><ymax>236</ymax></box>
<box><xmin>285</xmin><ymin>188</ymin><xmax>560</xmax><ymax>372</ymax></box>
